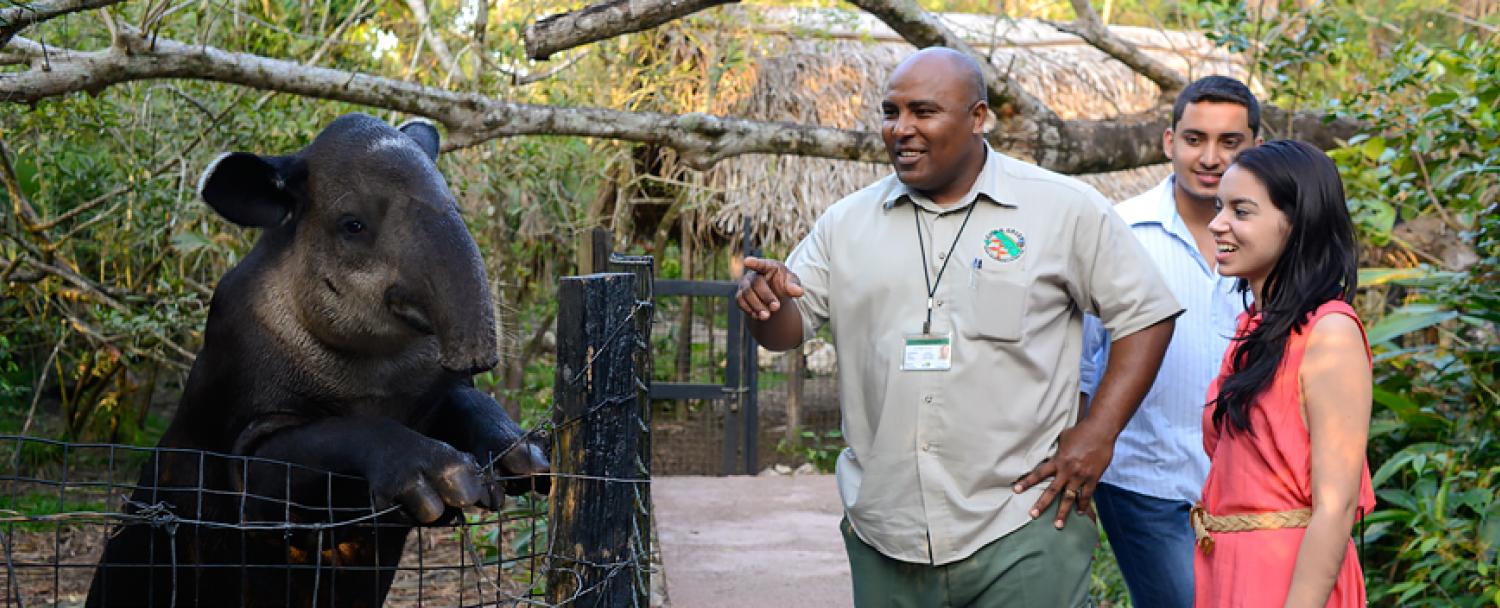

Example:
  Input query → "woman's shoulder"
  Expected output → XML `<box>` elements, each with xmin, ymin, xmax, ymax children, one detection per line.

<box><xmin>1294</xmin><ymin>299</ymin><xmax>1363</xmax><ymax>336</ymax></box>
<box><xmin>1302</xmin><ymin>301</ymin><xmax>1370</xmax><ymax>366</ymax></box>
<box><xmin>1308</xmin><ymin>311</ymin><xmax>1365</xmax><ymax>345</ymax></box>
<box><xmin>1311</xmin><ymin>298</ymin><xmax>1359</xmax><ymax>321</ymax></box>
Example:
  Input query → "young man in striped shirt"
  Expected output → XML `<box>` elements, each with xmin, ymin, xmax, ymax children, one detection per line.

<box><xmin>1079</xmin><ymin>76</ymin><xmax>1263</xmax><ymax>608</ymax></box>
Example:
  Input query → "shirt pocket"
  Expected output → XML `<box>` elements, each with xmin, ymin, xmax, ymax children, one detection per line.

<box><xmin>957</xmin><ymin>273</ymin><xmax>1027</xmax><ymax>342</ymax></box>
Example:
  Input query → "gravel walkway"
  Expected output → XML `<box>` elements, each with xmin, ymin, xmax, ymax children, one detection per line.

<box><xmin>653</xmin><ymin>475</ymin><xmax>852</xmax><ymax>608</ymax></box>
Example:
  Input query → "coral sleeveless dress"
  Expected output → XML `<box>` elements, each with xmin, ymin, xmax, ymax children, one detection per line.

<box><xmin>1195</xmin><ymin>300</ymin><xmax>1376</xmax><ymax>608</ymax></box>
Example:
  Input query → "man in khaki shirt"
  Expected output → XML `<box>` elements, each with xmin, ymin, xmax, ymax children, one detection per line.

<box><xmin>737</xmin><ymin>47</ymin><xmax>1181</xmax><ymax>605</ymax></box>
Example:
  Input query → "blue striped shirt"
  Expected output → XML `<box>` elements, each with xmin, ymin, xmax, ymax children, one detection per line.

<box><xmin>1080</xmin><ymin>177</ymin><xmax>1246</xmax><ymax>503</ymax></box>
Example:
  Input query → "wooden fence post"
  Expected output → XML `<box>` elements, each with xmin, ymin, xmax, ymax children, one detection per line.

<box><xmin>548</xmin><ymin>272</ymin><xmax>648</xmax><ymax>607</ymax></box>
<box><xmin>578</xmin><ymin>227</ymin><xmax>612</xmax><ymax>274</ymax></box>
<box><xmin>606</xmin><ymin>252</ymin><xmax>655</xmax><ymax>602</ymax></box>
<box><xmin>785</xmin><ymin>347</ymin><xmax>805</xmax><ymax>445</ymax></box>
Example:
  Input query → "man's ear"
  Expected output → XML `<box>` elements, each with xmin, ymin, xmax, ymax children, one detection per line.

<box><xmin>1162</xmin><ymin>128</ymin><xmax>1176</xmax><ymax>161</ymax></box>
<box><xmin>970</xmin><ymin>100</ymin><xmax>989</xmax><ymax>134</ymax></box>
<box><xmin>198</xmin><ymin>152</ymin><xmax>305</xmax><ymax>228</ymax></box>
<box><xmin>397</xmin><ymin>118</ymin><xmax>441</xmax><ymax>161</ymax></box>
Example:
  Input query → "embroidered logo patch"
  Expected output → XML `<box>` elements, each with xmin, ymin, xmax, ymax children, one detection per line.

<box><xmin>983</xmin><ymin>228</ymin><xmax>1026</xmax><ymax>263</ymax></box>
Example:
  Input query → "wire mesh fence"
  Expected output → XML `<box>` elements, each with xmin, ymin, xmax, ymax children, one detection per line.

<box><xmin>754</xmin><ymin>347</ymin><xmax>843</xmax><ymax>468</ymax></box>
<box><xmin>647</xmin><ymin>288</ymin><xmax>843</xmax><ymax>475</ymax></box>
<box><xmin>1</xmin><ymin>271</ymin><xmax>654</xmax><ymax>608</ymax></box>
<box><xmin>1</xmin><ymin>436</ymin><xmax>551</xmax><ymax>607</ymax></box>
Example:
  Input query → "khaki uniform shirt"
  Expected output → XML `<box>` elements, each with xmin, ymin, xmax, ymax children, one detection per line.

<box><xmin>786</xmin><ymin>147</ymin><xmax>1183</xmax><ymax>565</ymax></box>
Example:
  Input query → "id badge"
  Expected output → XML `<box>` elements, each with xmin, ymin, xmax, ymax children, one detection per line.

<box><xmin>901</xmin><ymin>333</ymin><xmax>952</xmax><ymax>371</ymax></box>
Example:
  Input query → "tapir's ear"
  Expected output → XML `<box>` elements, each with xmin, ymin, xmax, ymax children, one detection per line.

<box><xmin>198</xmin><ymin>152</ymin><xmax>306</xmax><ymax>228</ymax></box>
<box><xmin>397</xmin><ymin>118</ymin><xmax>441</xmax><ymax>161</ymax></box>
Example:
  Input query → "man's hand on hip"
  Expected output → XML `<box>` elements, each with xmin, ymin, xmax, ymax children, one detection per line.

<box><xmin>1015</xmin><ymin>317</ymin><xmax>1175</xmax><ymax>529</ymax></box>
<box><xmin>736</xmin><ymin>256</ymin><xmax>804</xmax><ymax>320</ymax></box>
<box><xmin>1012</xmin><ymin>421</ymin><xmax>1116</xmax><ymax>529</ymax></box>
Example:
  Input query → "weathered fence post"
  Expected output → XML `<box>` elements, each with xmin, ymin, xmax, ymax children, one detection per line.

<box><xmin>785</xmin><ymin>347</ymin><xmax>805</xmax><ymax>444</ymax></box>
<box><xmin>548</xmin><ymin>272</ymin><xmax>649</xmax><ymax>607</ymax></box>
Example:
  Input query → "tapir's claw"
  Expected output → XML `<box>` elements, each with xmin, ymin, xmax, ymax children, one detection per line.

<box><xmin>395</xmin><ymin>476</ymin><xmax>447</xmax><ymax>524</ymax></box>
<box><xmin>432</xmin><ymin>458</ymin><xmax>485</xmax><ymax>508</ymax></box>
<box><xmin>498</xmin><ymin>442</ymin><xmax>551</xmax><ymax>497</ymax></box>
<box><xmin>383</xmin><ymin>446</ymin><xmax>488</xmax><ymax>523</ymax></box>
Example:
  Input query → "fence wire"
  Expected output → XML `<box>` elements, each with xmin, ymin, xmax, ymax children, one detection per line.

<box><xmin>1</xmin><ymin>276</ymin><xmax>656</xmax><ymax>608</ymax></box>
<box><xmin>1</xmin><ymin>436</ymin><xmax>553</xmax><ymax>607</ymax></box>
<box><xmin>647</xmin><ymin>293</ymin><xmax>844</xmax><ymax>475</ymax></box>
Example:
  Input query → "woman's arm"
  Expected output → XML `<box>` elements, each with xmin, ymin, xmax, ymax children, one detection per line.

<box><xmin>1284</xmin><ymin>312</ymin><xmax>1371</xmax><ymax>608</ymax></box>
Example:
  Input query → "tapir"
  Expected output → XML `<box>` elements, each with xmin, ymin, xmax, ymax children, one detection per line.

<box><xmin>85</xmin><ymin>114</ymin><xmax>550</xmax><ymax>607</ymax></box>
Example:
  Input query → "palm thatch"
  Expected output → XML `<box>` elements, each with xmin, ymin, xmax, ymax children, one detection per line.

<box><xmin>691</xmin><ymin>8</ymin><xmax>1250</xmax><ymax>249</ymax></box>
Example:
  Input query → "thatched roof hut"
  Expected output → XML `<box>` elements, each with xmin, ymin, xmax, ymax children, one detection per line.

<box><xmin>691</xmin><ymin>8</ymin><xmax>1250</xmax><ymax>250</ymax></box>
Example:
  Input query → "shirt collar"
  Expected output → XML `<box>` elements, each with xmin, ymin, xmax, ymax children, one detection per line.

<box><xmin>881</xmin><ymin>145</ymin><xmax>1020</xmax><ymax>212</ymax></box>
<box><xmin>1144</xmin><ymin>175</ymin><xmax>1180</xmax><ymax>226</ymax></box>
<box><xmin>1146</xmin><ymin>175</ymin><xmax>1203</xmax><ymax>246</ymax></box>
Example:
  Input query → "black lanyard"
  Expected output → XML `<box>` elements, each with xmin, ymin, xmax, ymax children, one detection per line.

<box><xmin>912</xmin><ymin>199</ymin><xmax>978</xmax><ymax>334</ymax></box>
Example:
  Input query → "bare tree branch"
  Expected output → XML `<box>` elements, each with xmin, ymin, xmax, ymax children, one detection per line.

<box><xmin>402</xmin><ymin>0</ymin><xmax>464</xmax><ymax>83</ymax></box>
<box><xmin>1050</xmin><ymin>0</ymin><xmax>1186</xmax><ymax>99</ymax></box>
<box><xmin>497</xmin><ymin>49</ymin><xmax>589</xmax><ymax>86</ymax></box>
<box><xmin>0</xmin><ymin>0</ymin><xmax>127</xmax><ymax>45</ymax></box>
<box><xmin>523</xmin><ymin>0</ymin><xmax>1053</xmax><ymax>123</ymax></box>
<box><xmin>1</xmin><ymin>27</ymin><xmax>1357</xmax><ymax>173</ymax></box>
<box><xmin>519</xmin><ymin>0</ymin><xmax>1071</xmax><ymax>163</ymax></box>
<box><xmin>845</xmin><ymin>0</ymin><xmax>1055</xmax><ymax>121</ymax></box>
<box><xmin>524</xmin><ymin>0</ymin><xmax>735</xmax><ymax>60</ymax></box>
<box><xmin>0</xmin><ymin>29</ymin><xmax>884</xmax><ymax>169</ymax></box>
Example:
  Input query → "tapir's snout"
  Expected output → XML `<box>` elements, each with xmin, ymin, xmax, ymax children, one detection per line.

<box><xmin>386</xmin><ymin>285</ymin><xmax>437</xmax><ymax>336</ymax></box>
<box><xmin>387</xmin><ymin>193</ymin><xmax>500</xmax><ymax>376</ymax></box>
<box><xmin>444</xmin><ymin>350</ymin><xmax>500</xmax><ymax>375</ymax></box>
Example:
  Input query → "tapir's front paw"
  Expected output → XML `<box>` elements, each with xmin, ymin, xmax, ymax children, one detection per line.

<box><xmin>498</xmin><ymin>436</ymin><xmax>552</xmax><ymax>498</ymax></box>
<box><xmin>471</xmin><ymin>435</ymin><xmax>552</xmax><ymax>505</ymax></box>
<box><xmin>370</xmin><ymin>444</ymin><xmax>485</xmax><ymax>524</ymax></box>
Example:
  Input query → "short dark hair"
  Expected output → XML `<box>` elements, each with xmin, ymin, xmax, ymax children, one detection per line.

<box><xmin>1172</xmin><ymin>76</ymin><xmax>1261</xmax><ymax>136</ymax></box>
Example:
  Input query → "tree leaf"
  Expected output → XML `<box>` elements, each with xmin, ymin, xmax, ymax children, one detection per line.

<box><xmin>1357</xmin><ymin>267</ymin><xmax>1464</xmax><ymax>286</ymax></box>
<box><xmin>169</xmin><ymin>231</ymin><xmax>214</xmax><ymax>253</ymax></box>
<box><xmin>1367</xmin><ymin>304</ymin><xmax>1459</xmax><ymax>345</ymax></box>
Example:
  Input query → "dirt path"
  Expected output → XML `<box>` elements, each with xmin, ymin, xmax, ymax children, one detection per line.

<box><xmin>653</xmin><ymin>475</ymin><xmax>851</xmax><ymax>608</ymax></box>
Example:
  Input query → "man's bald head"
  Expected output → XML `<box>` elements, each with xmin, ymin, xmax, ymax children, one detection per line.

<box><xmin>889</xmin><ymin>47</ymin><xmax>987</xmax><ymax>106</ymax></box>
<box><xmin>880</xmin><ymin>47</ymin><xmax>991</xmax><ymax>205</ymax></box>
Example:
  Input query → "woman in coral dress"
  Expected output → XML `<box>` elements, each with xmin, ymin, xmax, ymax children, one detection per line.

<box><xmin>1194</xmin><ymin>140</ymin><xmax>1375</xmax><ymax>608</ymax></box>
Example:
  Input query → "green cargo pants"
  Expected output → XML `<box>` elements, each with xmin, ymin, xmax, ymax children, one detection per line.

<box><xmin>841</xmin><ymin>500</ymin><xmax>1096</xmax><ymax>607</ymax></box>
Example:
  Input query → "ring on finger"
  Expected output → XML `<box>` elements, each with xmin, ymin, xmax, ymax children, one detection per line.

<box><xmin>1063</xmin><ymin>488</ymin><xmax>1078</xmax><ymax>498</ymax></box>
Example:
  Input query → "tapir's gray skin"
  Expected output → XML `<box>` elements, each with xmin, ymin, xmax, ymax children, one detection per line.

<box><xmin>85</xmin><ymin>114</ymin><xmax>550</xmax><ymax>608</ymax></box>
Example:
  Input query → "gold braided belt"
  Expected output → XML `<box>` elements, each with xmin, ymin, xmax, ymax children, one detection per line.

<box><xmin>1190</xmin><ymin>504</ymin><xmax>1312</xmax><ymax>554</ymax></box>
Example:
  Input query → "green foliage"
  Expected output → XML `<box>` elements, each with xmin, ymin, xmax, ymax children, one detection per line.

<box><xmin>476</xmin><ymin>355</ymin><xmax>556</xmax><ymax>430</ymax></box>
<box><xmin>463</xmin><ymin>495</ymin><xmax>550</xmax><ymax>593</ymax></box>
<box><xmin>1334</xmin><ymin>35</ymin><xmax>1500</xmax><ymax>246</ymax></box>
<box><xmin>776</xmin><ymin>429</ymin><xmax>844</xmax><ymax>474</ymax></box>
<box><xmin>0</xmin><ymin>492</ymin><xmax>110</xmax><ymax>532</ymax></box>
<box><xmin>1327</xmin><ymin>33</ymin><xmax>1500</xmax><ymax>606</ymax></box>
<box><xmin>1090</xmin><ymin>528</ymin><xmax>1132</xmax><ymax>607</ymax></box>
<box><xmin>1197</xmin><ymin>0</ymin><xmax>1354</xmax><ymax>119</ymax></box>
<box><xmin>0</xmin><ymin>335</ymin><xmax>29</xmax><ymax>409</ymax></box>
<box><xmin>1359</xmin><ymin>207</ymin><xmax>1500</xmax><ymax>606</ymax></box>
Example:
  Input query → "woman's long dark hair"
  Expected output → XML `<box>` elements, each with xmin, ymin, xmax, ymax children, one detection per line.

<box><xmin>1212</xmin><ymin>140</ymin><xmax>1358</xmax><ymax>435</ymax></box>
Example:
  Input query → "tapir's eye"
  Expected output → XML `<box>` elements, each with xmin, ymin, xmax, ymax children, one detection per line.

<box><xmin>341</xmin><ymin>217</ymin><xmax>365</xmax><ymax>235</ymax></box>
